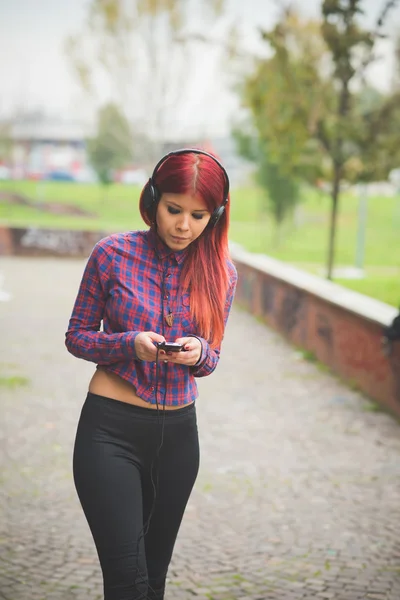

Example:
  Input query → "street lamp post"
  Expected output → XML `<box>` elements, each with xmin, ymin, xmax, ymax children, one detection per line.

<box><xmin>355</xmin><ymin>183</ymin><xmax>368</xmax><ymax>272</ymax></box>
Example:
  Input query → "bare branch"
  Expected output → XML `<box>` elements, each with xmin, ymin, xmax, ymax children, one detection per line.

<box><xmin>359</xmin><ymin>0</ymin><xmax>400</xmax><ymax>76</ymax></box>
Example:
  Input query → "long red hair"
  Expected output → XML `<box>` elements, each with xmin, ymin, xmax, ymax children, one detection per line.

<box><xmin>139</xmin><ymin>149</ymin><xmax>231</xmax><ymax>348</ymax></box>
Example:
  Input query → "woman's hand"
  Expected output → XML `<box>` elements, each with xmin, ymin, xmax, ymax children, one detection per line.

<box><xmin>134</xmin><ymin>331</ymin><xmax>165</xmax><ymax>361</ymax></box>
<box><xmin>161</xmin><ymin>336</ymin><xmax>202</xmax><ymax>367</ymax></box>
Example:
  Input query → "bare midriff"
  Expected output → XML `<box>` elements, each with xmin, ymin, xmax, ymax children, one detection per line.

<box><xmin>88</xmin><ymin>366</ymin><xmax>193</xmax><ymax>410</ymax></box>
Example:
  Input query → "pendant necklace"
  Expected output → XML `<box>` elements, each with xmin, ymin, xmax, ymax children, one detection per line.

<box><xmin>165</xmin><ymin>312</ymin><xmax>174</xmax><ymax>327</ymax></box>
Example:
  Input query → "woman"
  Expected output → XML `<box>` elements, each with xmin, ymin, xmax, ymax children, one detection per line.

<box><xmin>65</xmin><ymin>148</ymin><xmax>237</xmax><ymax>600</ymax></box>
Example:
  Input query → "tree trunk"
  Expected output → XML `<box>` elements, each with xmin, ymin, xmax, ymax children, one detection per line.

<box><xmin>273</xmin><ymin>219</ymin><xmax>284</xmax><ymax>248</ymax></box>
<box><xmin>327</xmin><ymin>164</ymin><xmax>340</xmax><ymax>280</ymax></box>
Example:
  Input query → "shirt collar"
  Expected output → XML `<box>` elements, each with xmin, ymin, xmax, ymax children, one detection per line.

<box><xmin>146</xmin><ymin>227</ymin><xmax>188</xmax><ymax>264</ymax></box>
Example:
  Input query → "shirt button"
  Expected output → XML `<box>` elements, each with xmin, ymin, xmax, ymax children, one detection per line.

<box><xmin>166</xmin><ymin>273</ymin><xmax>171</xmax><ymax>278</ymax></box>
<box><xmin>150</xmin><ymin>386</ymin><xmax>154</xmax><ymax>391</ymax></box>
<box><xmin>164</xmin><ymin>294</ymin><xmax>169</xmax><ymax>299</ymax></box>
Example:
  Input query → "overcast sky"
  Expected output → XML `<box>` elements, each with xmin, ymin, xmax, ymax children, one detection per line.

<box><xmin>1</xmin><ymin>0</ymin><xmax>399</xmax><ymax>139</ymax></box>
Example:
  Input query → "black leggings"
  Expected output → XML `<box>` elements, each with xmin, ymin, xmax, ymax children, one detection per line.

<box><xmin>73</xmin><ymin>392</ymin><xmax>200</xmax><ymax>600</ymax></box>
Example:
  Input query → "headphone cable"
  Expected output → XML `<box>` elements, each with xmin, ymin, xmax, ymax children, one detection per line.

<box><xmin>133</xmin><ymin>264</ymin><xmax>168</xmax><ymax>596</ymax></box>
<box><xmin>133</xmin><ymin>347</ymin><xmax>168</xmax><ymax>597</ymax></box>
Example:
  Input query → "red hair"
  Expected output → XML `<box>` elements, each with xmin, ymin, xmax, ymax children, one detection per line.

<box><xmin>139</xmin><ymin>150</ymin><xmax>231</xmax><ymax>348</ymax></box>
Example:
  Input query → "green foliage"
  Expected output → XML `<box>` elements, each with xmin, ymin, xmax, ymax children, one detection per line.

<box><xmin>353</xmin><ymin>89</ymin><xmax>400</xmax><ymax>182</ymax></box>
<box><xmin>318</xmin><ymin>0</ymin><xmax>400</xmax><ymax>181</ymax></box>
<box><xmin>233</xmin><ymin>125</ymin><xmax>300</xmax><ymax>236</ymax></box>
<box><xmin>257</xmin><ymin>155</ymin><xmax>300</xmax><ymax>227</ymax></box>
<box><xmin>87</xmin><ymin>103</ymin><xmax>133</xmax><ymax>185</ymax></box>
<box><xmin>244</xmin><ymin>10</ymin><xmax>332</xmax><ymax>183</ymax></box>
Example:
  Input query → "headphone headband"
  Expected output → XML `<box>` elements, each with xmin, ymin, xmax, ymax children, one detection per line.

<box><xmin>151</xmin><ymin>148</ymin><xmax>230</xmax><ymax>202</ymax></box>
<box><xmin>142</xmin><ymin>148</ymin><xmax>230</xmax><ymax>228</ymax></box>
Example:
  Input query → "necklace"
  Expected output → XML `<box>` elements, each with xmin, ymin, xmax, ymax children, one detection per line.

<box><xmin>165</xmin><ymin>312</ymin><xmax>174</xmax><ymax>327</ymax></box>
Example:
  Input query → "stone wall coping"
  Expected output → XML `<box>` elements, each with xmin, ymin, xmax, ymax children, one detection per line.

<box><xmin>229</xmin><ymin>242</ymin><xmax>398</xmax><ymax>328</ymax></box>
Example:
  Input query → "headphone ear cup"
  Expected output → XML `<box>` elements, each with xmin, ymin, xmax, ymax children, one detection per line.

<box><xmin>142</xmin><ymin>179</ymin><xmax>159</xmax><ymax>222</ymax></box>
<box><xmin>209</xmin><ymin>205</ymin><xmax>226</xmax><ymax>228</ymax></box>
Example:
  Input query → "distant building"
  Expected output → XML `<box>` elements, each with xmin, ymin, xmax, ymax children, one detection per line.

<box><xmin>2</xmin><ymin>113</ymin><xmax>253</xmax><ymax>186</ymax></box>
<box><xmin>8</xmin><ymin>112</ymin><xmax>95</xmax><ymax>181</ymax></box>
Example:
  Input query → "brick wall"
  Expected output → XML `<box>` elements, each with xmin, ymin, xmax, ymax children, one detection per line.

<box><xmin>0</xmin><ymin>226</ymin><xmax>105</xmax><ymax>258</ymax></box>
<box><xmin>230</xmin><ymin>243</ymin><xmax>400</xmax><ymax>418</ymax></box>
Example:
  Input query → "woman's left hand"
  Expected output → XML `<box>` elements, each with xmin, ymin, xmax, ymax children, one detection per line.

<box><xmin>160</xmin><ymin>336</ymin><xmax>202</xmax><ymax>366</ymax></box>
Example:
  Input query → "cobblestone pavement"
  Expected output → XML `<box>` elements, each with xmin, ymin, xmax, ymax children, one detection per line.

<box><xmin>1</xmin><ymin>256</ymin><xmax>400</xmax><ymax>600</ymax></box>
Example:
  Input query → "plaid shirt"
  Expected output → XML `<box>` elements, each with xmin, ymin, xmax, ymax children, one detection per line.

<box><xmin>65</xmin><ymin>229</ymin><xmax>237</xmax><ymax>406</ymax></box>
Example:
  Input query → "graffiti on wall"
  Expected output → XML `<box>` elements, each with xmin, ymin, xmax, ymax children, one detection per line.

<box><xmin>316</xmin><ymin>313</ymin><xmax>333</xmax><ymax>346</ymax></box>
<box><xmin>278</xmin><ymin>287</ymin><xmax>305</xmax><ymax>336</ymax></box>
<box><xmin>13</xmin><ymin>227</ymin><xmax>103</xmax><ymax>257</ymax></box>
<box><xmin>261</xmin><ymin>278</ymin><xmax>276</xmax><ymax>314</ymax></box>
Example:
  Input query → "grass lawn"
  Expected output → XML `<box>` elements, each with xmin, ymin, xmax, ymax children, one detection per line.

<box><xmin>0</xmin><ymin>179</ymin><xmax>399</xmax><ymax>307</ymax></box>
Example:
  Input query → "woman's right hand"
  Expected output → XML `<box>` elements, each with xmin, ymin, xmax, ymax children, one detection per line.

<box><xmin>134</xmin><ymin>331</ymin><xmax>165</xmax><ymax>361</ymax></box>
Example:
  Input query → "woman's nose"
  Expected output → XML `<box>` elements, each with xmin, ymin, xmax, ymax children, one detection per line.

<box><xmin>177</xmin><ymin>214</ymin><xmax>190</xmax><ymax>230</ymax></box>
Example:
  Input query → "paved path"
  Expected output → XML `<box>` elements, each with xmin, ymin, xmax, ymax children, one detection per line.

<box><xmin>1</xmin><ymin>256</ymin><xmax>400</xmax><ymax>600</ymax></box>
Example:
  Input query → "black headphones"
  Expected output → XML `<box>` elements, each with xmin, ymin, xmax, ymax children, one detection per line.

<box><xmin>142</xmin><ymin>148</ymin><xmax>230</xmax><ymax>228</ymax></box>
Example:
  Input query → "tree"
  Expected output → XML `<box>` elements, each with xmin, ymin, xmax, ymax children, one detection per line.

<box><xmin>233</xmin><ymin>123</ymin><xmax>300</xmax><ymax>245</ymax></box>
<box><xmin>87</xmin><ymin>103</ymin><xmax>133</xmax><ymax>187</ymax></box>
<box><xmin>65</xmin><ymin>0</ymin><xmax>225</xmax><ymax>158</ymax></box>
<box><xmin>319</xmin><ymin>0</ymin><xmax>400</xmax><ymax>277</ymax></box>
<box><xmin>237</xmin><ymin>0</ymin><xmax>400</xmax><ymax>279</ymax></box>
<box><xmin>244</xmin><ymin>9</ymin><xmax>332</xmax><ymax>181</ymax></box>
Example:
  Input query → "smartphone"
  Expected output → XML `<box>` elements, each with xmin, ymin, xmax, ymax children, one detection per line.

<box><xmin>157</xmin><ymin>341</ymin><xmax>184</xmax><ymax>352</ymax></box>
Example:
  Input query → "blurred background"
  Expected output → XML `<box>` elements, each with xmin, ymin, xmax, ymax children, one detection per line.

<box><xmin>0</xmin><ymin>0</ymin><xmax>399</xmax><ymax>307</ymax></box>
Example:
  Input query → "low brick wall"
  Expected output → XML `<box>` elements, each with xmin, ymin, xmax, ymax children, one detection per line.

<box><xmin>230</xmin><ymin>243</ymin><xmax>400</xmax><ymax>418</ymax></box>
<box><xmin>0</xmin><ymin>226</ymin><xmax>105</xmax><ymax>258</ymax></box>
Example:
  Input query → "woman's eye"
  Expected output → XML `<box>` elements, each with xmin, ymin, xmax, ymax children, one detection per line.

<box><xmin>167</xmin><ymin>206</ymin><xmax>204</xmax><ymax>220</ymax></box>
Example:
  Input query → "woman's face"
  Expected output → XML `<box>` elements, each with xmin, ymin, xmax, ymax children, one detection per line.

<box><xmin>156</xmin><ymin>193</ymin><xmax>211</xmax><ymax>250</ymax></box>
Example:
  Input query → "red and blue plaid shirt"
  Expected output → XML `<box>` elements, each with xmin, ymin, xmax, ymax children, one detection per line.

<box><xmin>65</xmin><ymin>229</ymin><xmax>237</xmax><ymax>406</ymax></box>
